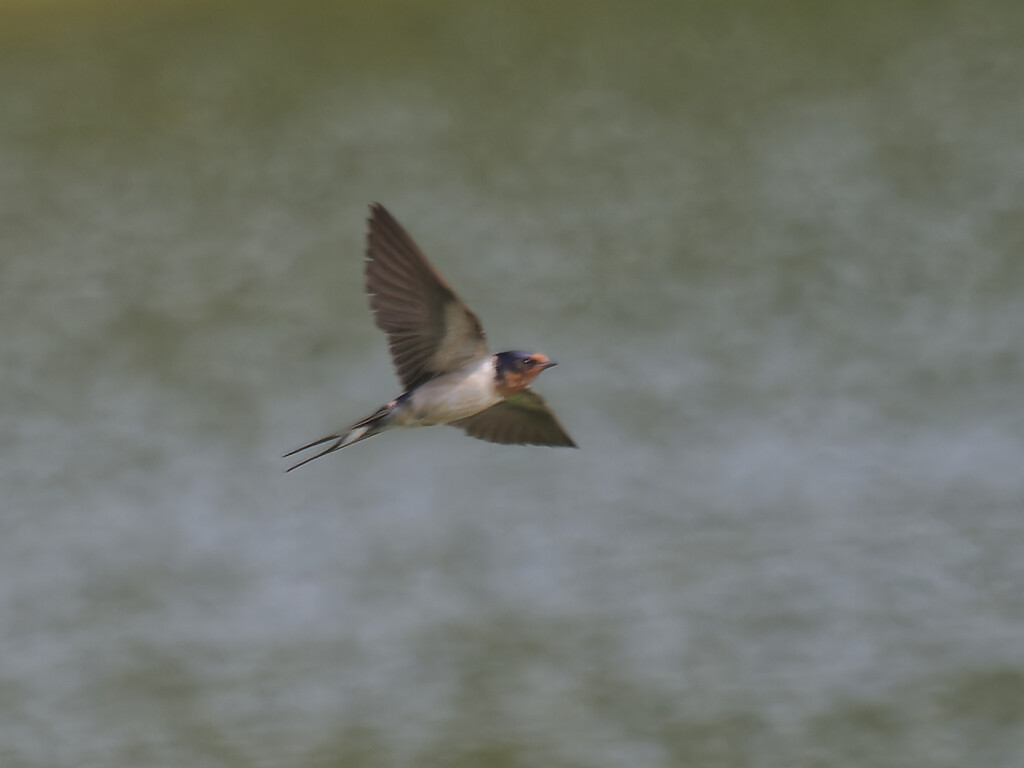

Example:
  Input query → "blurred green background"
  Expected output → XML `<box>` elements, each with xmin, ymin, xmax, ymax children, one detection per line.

<box><xmin>3</xmin><ymin>1</ymin><xmax>1023</xmax><ymax>766</ymax></box>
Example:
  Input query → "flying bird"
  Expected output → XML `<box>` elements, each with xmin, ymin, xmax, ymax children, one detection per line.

<box><xmin>285</xmin><ymin>203</ymin><xmax>576</xmax><ymax>470</ymax></box>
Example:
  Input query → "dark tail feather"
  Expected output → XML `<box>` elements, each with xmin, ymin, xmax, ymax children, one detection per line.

<box><xmin>283</xmin><ymin>433</ymin><xmax>342</xmax><ymax>459</ymax></box>
<box><xmin>284</xmin><ymin>404</ymin><xmax>391</xmax><ymax>471</ymax></box>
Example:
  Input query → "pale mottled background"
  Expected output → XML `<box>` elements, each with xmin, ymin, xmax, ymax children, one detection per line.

<box><xmin>3</xmin><ymin>1</ymin><xmax>1023</xmax><ymax>766</ymax></box>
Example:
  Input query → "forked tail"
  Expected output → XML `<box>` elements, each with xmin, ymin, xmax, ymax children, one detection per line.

<box><xmin>284</xmin><ymin>403</ymin><xmax>392</xmax><ymax>471</ymax></box>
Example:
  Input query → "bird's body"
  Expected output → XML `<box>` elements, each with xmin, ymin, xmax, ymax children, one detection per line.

<box><xmin>285</xmin><ymin>204</ymin><xmax>575</xmax><ymax>470</ymax></box>
<box><xmin>393</xmin><ymin>358</ymin><xmax>502</xmax><ymax>427</ymax></box>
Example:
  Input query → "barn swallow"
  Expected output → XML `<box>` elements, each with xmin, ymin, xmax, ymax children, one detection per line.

<box><xmin>285</xmin><ymin>203</ymin><xmax>576</xmax><ymax>470</ymax></box>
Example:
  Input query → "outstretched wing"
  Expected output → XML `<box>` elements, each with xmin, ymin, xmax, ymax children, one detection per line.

<box><xmin>450</xmin><ymin>389</ymin><xmax>576</xmax><ymax>447</ymax></box>
<box><xmin>366</xmin><ymin>204</ymin><xmax>488</xmax><ymax>391</ymax></box>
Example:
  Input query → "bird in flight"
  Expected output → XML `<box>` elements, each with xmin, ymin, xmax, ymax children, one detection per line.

<box><xmin>285</xmin><ymin>203</ymin><xmax>576</xmax><ymax>470</ymax></box>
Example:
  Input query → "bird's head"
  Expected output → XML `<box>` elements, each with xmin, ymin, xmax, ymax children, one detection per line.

<box><xmin>494</xmin><ymin>351</ymin><xmax>558</xmax><ymax>396</ymax></box>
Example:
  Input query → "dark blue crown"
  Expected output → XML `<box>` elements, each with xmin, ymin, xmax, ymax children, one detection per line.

<box><xmin>495</xmin><ymin>350</ymin><xmax>534</xmax><ymax>373</ymax></box>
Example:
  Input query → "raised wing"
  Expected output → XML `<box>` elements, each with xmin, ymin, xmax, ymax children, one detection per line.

<box><xmin>450</xmin><ymin>389</ymin><xmax>576</xmax><ymax>447</ymax></box>
<box><xmin>366</xmin><ymin>204</ymin><xmax>488</xmax><ymax>391</ymax></box>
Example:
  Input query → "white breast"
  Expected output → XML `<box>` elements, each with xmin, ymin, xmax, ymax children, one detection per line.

<box><xmin>395</xmin><ymin>358</ymin><xmax>500</xmax><ymax>427</ymax></box>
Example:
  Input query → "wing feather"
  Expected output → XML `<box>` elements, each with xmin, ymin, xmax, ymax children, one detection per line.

<box><xmin>366</xmin><ymin>204</ymin><xmax>488</xmax><ymax>390</ymax></box>
<box><xmin>450</xmin><ymin>390</ymin><xmax>576</xmax><ymax>447</ymax></box>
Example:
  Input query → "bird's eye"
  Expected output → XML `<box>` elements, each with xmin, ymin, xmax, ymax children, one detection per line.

<box><xmin>521</xmin><ymin>358</ymin><xmax>534</xmax><ymax>366</ymax></box>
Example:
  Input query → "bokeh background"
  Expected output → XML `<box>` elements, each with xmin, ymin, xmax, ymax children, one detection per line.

<box><xmin>3</xmin><ymin>1</ymin><xmax>1023</xmax><ymax>766</ymax></box>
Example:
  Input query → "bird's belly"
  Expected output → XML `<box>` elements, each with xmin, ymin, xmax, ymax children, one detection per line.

<box><xmin>395</xmin><ymin>366</ymin><xmax>500</xmax><ymax>427</ymax></box>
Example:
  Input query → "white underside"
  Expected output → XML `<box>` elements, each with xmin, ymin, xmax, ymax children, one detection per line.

<box><xmin>393</xmin><ymin>358</ymin><xmax>500</xmax><ymax>427</ymax></box>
